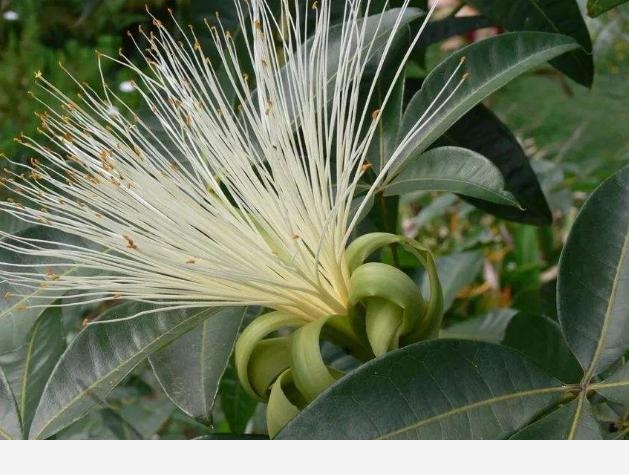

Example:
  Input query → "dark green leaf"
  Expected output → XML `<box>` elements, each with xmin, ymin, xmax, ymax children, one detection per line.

<box><xmin>466</xmin><ymin>0</ymin><xmax>594</xmax><ymax>87</ymax></box>
<box><xmin>150</xmin><ymin>308</ymin><xmax>245</xmax><ymax>423</ymax></box>
<box><xmin>558</xmin><ymin>164</ymin><xmax>629</xmax><ymax>377</ymax></box>
<box><xmin>587</xmin><ymin>0</ymin><xmax>629</xmax><ymax>16</ymax></box>
<box><xmin>29</xmin><ymin>303</ymin><xmax>242</xmax><ymax>439</ymax></box>
<box><xmin>394</xmin><ymin>32</ymin><xmax>581</xmax><ymax>177</ymax></box>
<box><xmin>219</xmin><ymin>365</ymin><xmax>258</xmax><ymax>434</ymax></box>
<box><xmin>384</xmin><ymin>146</ymin><xmax>517</xmax><ymax>206</ymax></box>
<box><xmin>0</xmin><ymin>346</ymin><xmax>25</xmax><ymax>408</ymax></box>
<box><xmin>366</xmin><ymin>76</ymin><xmax>405</xmax><ymax>174</ymax></box>
<box><xmin>510</xmin><ymin>398</ymin><xmax>602</xmax><ymax>439</ymax></box>
<box><xmin>279</xmin><ymin>340</ymin><xmax>568</xmax><ymax>439</ymax></box>
<box><xmin>503</xmin><ymin>313</ymin><xmax>583</xmax><ymax>383</ymax></box>
<box><xmin>438</xmin><ymin>104</ymin><xmax>552</xmax><ymax>225</ymax></box>
<box><xmin>117</xmin><ymin>399</ymin><xmax>175</xmax><ymax>439</ymax></box>
<box><xmin>566</xmin><ymin>398</ymin><xmax>604</xmax><ymax>439</ymax></box>
<box><xmin>55</xmin><ymin>408</ymin><xmax>139</xmax><ymax>440</ymax></box>
<box><xmin>18</xmin><ymin>307</ymin><xmax>66</xmax><ymax>434</ymax></box>
<box><xmin>0</xmin><ymin>365</ymin><xmax>22</xmax><ymax>439</ymax></box>
<box><xmin>0</xmin><ymin>214</ymin><xmax>32</xmax><ymax>235</ymax></box>
<box><xmin>419</xmin><ymin>15</ymin><xmax>494</xmax><ymax>47</ymax></box>
<box><xmin>592</xmin><ymin>361</ymin><xmax>629</xmax><ymax>405</ymax></box>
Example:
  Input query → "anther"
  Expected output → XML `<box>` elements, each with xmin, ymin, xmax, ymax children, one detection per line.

<box><xmin>123</xmin><ymin>235</ymin><xmax>138</xmax><ymax>250</ymax></box>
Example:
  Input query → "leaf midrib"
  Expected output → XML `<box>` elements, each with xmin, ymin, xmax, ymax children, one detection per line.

<box><xmin>583</xmin><ymin>221</ymin><xmax>629</xmax><ymax>381</ymax></box>
<box><xmin>435</xmin><ymin>41</ymin><xmax>577</xmax><ymax>132</ymax></box>
<box><xmin>19</xmin><ymin>315</ymin><xmax>46</xmax><ymax>419</ymax></box>
<box><xmin>567</xmin><ymin>183</ymin><xmax>629</xmax><ymax>438</ymax></box>
<box><xmin>375</xmin><ymin>384</ymin><xmax>576</xmax><ymax>439</ymax></box>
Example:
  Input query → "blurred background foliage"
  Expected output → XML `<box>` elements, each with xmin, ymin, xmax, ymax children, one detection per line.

<box><xmin>403</xmin><ymin>1</ymin><xmax>628</xmax><ymax>340</ymax></box>
<box><xmin>0</xmin><ymin>0</ymin><xmax>627</xmax><ymax>438</ymax></box>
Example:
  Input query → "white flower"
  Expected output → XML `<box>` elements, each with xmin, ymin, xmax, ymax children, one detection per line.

<box><xmin>2</xmin><ymin>10</ymin><xmax>19</xmax><ymax>21</ymax></box>
<box><xmin>0</xmin><ymin>0</ymin><xmax>463</xmax><ymax>321</ymax></box>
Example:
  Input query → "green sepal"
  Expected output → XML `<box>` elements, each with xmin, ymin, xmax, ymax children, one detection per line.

<box><xmin>401</xmin><ymin>244</ymin><xmax>443</xmax><ymax>342</ymax></box>
<box><xmin>350</xmin><ymin>262</ymin><xmax>424</xmax><ymax>326</ymax></box>
<box><xmin>365</xmin><ymin>298</ymin><xmax>404</xmax><ymax>357</ymax></box>
<box><xmin>290</xmin><ymin>315</ymin><xmax>342</xmax><ymax>402</ymax></box>
<box><xmin>266</xmin><ymin>370</ymin><xmax>301</xmax><ymax>439</ymax></box>
<box><xmin>349</xmin><ymin>261</ymin><xmax>422</xmax><ymax>356</ymax></box>
<box><xmin>346</xmin><ymin>232</ymin><xmax>401</xmax><ymax>273</ymax></box>
<box><xmin>234</xmin><ymin>311</ymin><xmax>306</xmax><ymax>400</ymax></box>
<box><xmin>346</xmin><ymin>232</ymin><xmax>444</xmax><ymax>344</ymax></box>
<box><xmin>248</xmin><ymin>337</ymin><xmax>291</xmax><ymax>400</ymax></box>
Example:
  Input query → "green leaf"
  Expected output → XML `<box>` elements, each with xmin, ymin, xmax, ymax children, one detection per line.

<box><xmin>384</xmin><ymin>146</ymin><xmax>518</xmax><ymax>206</ymax></box>
<box><xmin>393</xmin><ymin>32</ymin><xmax>581</xmax><ymax>177</ymax></box>
<box><xmin>29</xmin><ymin>303</ymin><xmax>242</xmax><ymax>439</ymax></box>
<box><xmin>98</xmin><ymin>408</ymin><xmax>145</xmax><ymax>440</ymax></box>
<box><xmin>278</xmin><ymin>340</ymin><xmax>570</xmax><ymax>439</ymax></box>
<box><xmin>592</xmin><ymin>361</ymin><xmax>629</xmax><ymax>405</ymax></box>
<box><xmin>510</xmin><ymin>398</ymin><xmax>602</xmax><ymax>440</ymax></box>
<box><xmin>366</xmin><ymin>75</ymin><xmax>405</xmax><ymax>174</ymax></box>
<box><xmin>558</xmin><ymin>164</ymin><xmax>629</xmax><ymax>377</ymax></box>
<box><xmin>219</xmin><ymin>365</ymin><xmax>258</xmax><ymax>434</ymax></box>
<box><xmin>0</xmin><ymin>365</ymin><xmax>22</xmax><ymax>439</ymax></box>
<box><xmin>55</xmin><ymin>408</ymin><xmax>140</xmax><ymax>440</ymax></box>
<box><xmin>587</xmin><ymin>0</ymin><xmax>629</xmax><ymax>16</ymax></box>
<box><xmin>439</xmin><ymin>309</ymin><xmax>517</xmax><ymax>343</ymax></box>
<box><xmin>0</xmin><ymin>227</ymin><xmax>88</xmax><ymax>354</ymax></box>
<box><xmin>17</xmin><ymin>307</ymin><xmax>66</xmax><ymax>434</ymax></box>
<box><xmin>565</xmin><ymin>397</ymin><xmax>603</xmax><ymax>440</ymax></box>
<box><xmin>466</xmin><ymin>0</ymin><xmax>593</xmax><ymax>87</ymax></box>
<box><xmin>420</xmin><ymin>15</ymin><xmax>494</xmax><ymax>47</ymax></box>
<box><xmin>0</xmin><ymin>346</ymin><xmax>25</xmax><ymax>408</ymax></box>
<box><xmin>0</xmin><ymin>214</ymin><xmax>33</xmax><ymax>235</ymax></box>
<box><xmin>437</xmin><ymin>104</ymin><xmax>552</xmax><ymax>225</ymax></box>
<box><xmin>503</xmin><ymin>313</ymin><xmax>583</xmax><ymax>383</ymax></box>
<box><xmin>117</xmin><ymin>399</ymin><xmax>175</xmax><ymax>439</ymax></box>
<box><xmin>149</xmin><ymin>307</ymin><xmax>244</xmax><ymax>423</ymax></box>
<box><xmin>419</xmin><ymin>250</ymin><xmax>484</xmax><ymax>311</ymax></box>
